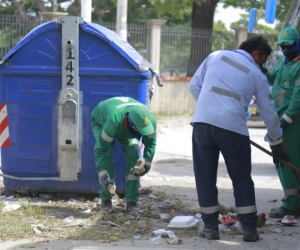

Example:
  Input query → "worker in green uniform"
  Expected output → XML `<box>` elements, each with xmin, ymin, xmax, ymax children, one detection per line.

<box><xmin>91</xmin><ymin>97</ymin><xmax>157</xmax><ymax>213</ymax></box>
<box><xmin>267</xmin><ymin>27</ymin><xmax>300</xmax><ymax>218</ymax></box>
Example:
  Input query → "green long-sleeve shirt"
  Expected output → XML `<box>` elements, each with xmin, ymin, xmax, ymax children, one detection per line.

<box><xmin>91</xmin><ymin>97</ymin><xmax>157</xmax><ymax>164</ymax></box>
<box><xmin>267</xmin><ymin>56</ymin><xmax>300</xmax><ymax>118</ymax></box>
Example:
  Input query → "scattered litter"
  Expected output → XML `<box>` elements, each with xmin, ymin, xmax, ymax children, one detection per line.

<box><xmin>62</xmin><ymin>216</ymin><xmax>90</xmax><ymax>227</ymax></box>
<box><xmin>32</xmin><ymin>228</ymin><xmax>42</xmax><ymax>235</ymax></box>
<box><xmin>2</xmin><ymin>202</ymin><xmax>22</xmax><ymax>212</ymax></box>
<box><xmin>110</xmin><ymin>236</ymin><xmax>119</xmax><ymax>242</ymax></box>
<box><xmin>268</xmin><ymin>199</ymin><xmax>277</xmax><ymax>202</ymax></box>
<box><xmin>257</xmin><ymin>213</ymin><xmax>267</xmax><ymax>227</ymax></box>
<box><xmin>218</xmin><ymin>220</ymin><xmax>241</xmax><ymax>230</ymax></box>
<box><xmin>140</xmin><ymin>209</ymin><xmax>152</xmax><ymax>217</ymax></box>
<box><xmin>153</xmin><ymin>229</ymin><xmax>175</xmax><ymax>238</ymax></box>
<box><xmin>63</xmin><ymin>216</ymin><xmax>75</xmax><ymax>223</ymax></box>
<box><xmin>276</xmin><ymin>215</ymin><xmax>298</xmax><ymax>226</ymax></box>
<box><xmin>168</xmin><ymin>216</ymin><xmax>199</xmax><ymax>228</ymax></box>
<box><xmin>194</xmin><ymin>213</ymin><xmax>202</xmax><ymax>220</ymax></box>
<box><xmin>158</xmin><ymin>200</ymin><xmax>176</xmax><ymax>209</ymax></box>
<box><xmin>149</xmin><ymin>235</ymin><xmax>163</xmax><ymax>244</ymax></box>
<box><xmin>111</xmin><ymin>195</ymin><xmax>119</xmax><ymax>206</ymax></box>
<box><xmin>167</xmin><ymin>237</ymin><xmax>182</xmax><ymax>245</ymax></box>
<box><xmin>136</xmin><ymin>220</ymin><xmax>147</xmax><ymax>228</ymax></box>
<box><xmin>219</xmin><ymin>223</ymin><xmax>230</xmax><ymax>230</ymax></box>
<box><xmin>107</xmin><ymin>220</ymin><xmax>125</xmax><ymax>230</ymax></box>
<box><xmin>218</xmin><ymin>214</ymin><xmax>238</xmax><ymax>226</ymax></box>
<box><xmin>81</xmin><ymin>208</ymin><xmax>91</xmax><ymax>214</ymax></box>
<box><xmin>159</xmin><ymin>213</ymin><xmax>170</xmax><ymax>221</ymax></box>
<box><xmin>31</xmin><ymin>224</ymin><xmax>46</xmax><ymax>231</ymax></box>
<box><xmin>139</xmin><ymin>187</ymin><xmax>153</xmax><ymax>195</ymax></box>
<box><xmin>133</xmin><ymin>235</ymin><xmax>141</xmax><ymax>240</ymax></box>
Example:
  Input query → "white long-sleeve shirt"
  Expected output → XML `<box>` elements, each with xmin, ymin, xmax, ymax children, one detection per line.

<box><xmin>189</xmin><ymin>49</ymin><xmax>281</xmax><ymax>142</ymax></box>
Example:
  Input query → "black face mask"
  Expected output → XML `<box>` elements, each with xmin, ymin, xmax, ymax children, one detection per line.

<box><xmin>260</xmin><ymin>65</ymin><xmax>268</xmax><ymax>74</ymax></box>
<box><xmin>283</xmin><ymin>51</ymin><xmax>298</xmax><ymax>61</ymax></box>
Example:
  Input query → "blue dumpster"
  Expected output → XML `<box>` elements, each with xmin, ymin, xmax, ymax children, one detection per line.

<box><xmin>0</xmin><ymin>16</ymin><xmax>162</xmax><ymax>194</ymax></box>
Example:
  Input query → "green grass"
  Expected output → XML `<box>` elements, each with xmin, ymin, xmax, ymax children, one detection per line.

<box><xmin>0</xmin><ymin>191</ymin><xmax>199</xmax><ymax>242</ymax></box>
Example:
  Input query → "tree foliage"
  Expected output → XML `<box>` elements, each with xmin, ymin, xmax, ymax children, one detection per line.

<box><xmin>0</xmin><ymin>0</ymin><xmax>293</xmax><ymax>76</ymax></box>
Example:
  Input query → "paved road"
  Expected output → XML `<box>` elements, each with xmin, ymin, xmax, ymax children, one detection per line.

<box><xmin>1</xmin><ymin>118</ymin><xmax>299</xmax><ymax>250</ymax></box>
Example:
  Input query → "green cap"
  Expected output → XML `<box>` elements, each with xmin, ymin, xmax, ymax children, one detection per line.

<box><xmin>129</xmin><ymin>105</ymin><xmax>154</xmax><ymax>135</ymax></box>
<box><xmin>277</xmin><ymin>27</ymin><xmax>299</xmax><ymax>45</ymax></box>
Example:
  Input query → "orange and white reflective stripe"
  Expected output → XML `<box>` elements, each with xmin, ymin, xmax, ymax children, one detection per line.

<box><xmin>0</xmin><ymin>104</ymin><xmax>10</xmax><ymax>147</ymax></box>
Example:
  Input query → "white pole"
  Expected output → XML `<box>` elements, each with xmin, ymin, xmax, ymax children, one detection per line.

<box><xmin>116</xmin><ymin>0</ymin><xmax>128</xmax><ymax>41</ymax></box>
<box><xmin>81</xmin><ymin>0</ymin><xmax>92</xmax><ymax>22</ymax></box>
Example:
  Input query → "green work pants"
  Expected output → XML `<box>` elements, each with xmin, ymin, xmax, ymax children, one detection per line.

<box><xmin>92</xmin><ymin>124</ymin><xmax>140</xmax><ymax>203</ymax></box>
<box><xmin>276</xmin><ymin>117</ymin><xmax>300</xmax><ymax>212</ymax></box>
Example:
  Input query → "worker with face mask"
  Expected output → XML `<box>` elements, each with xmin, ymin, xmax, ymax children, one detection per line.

<box><xmin>189</xmin><ymin>35</ymin><xmax>291</xmax><ymax>242</ymax></box>
<box><xmin>90</xmin><ymin>97</ymin><xmax>156</xmax><ymax>214</ymax></box>
<box><xmin>266</xmin><ymin>27</ymin><xmax>300</xmax><ymax>219</ymax></box>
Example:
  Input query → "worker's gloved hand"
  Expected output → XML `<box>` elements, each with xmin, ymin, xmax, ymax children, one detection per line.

<box><xmin>100</xmin><ymin>173</ymin><xmax>116</xmax><ymax>196</ymax></box>
<box><xmin>280</xmin><ymin>118</ymin><xmax>289</xmax><ymax>128</ymax></box>
<box><xmin>270</xmin><ymin>138</ymin><xmax>291</xmax><ymax>164</ymax></box>
<box><xmin>131</xmin><ymin>158</ymin><xmax>146</xmax><ymax>176</ymax></box>
<box><xmin>280</xmin><ymin>114</ymin><xmax>292</xmax><ymax>128</ymax></box>
<box><xmin>131</xmin><ymin>158</ymin><xmax>151</xmax><ymax>176</ymax></box>
<box><xmin>141</xmin><ymin>162</ymin><xmax>151</xmax><ymax>176</ymax></box>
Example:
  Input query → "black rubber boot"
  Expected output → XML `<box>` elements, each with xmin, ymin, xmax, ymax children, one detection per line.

<box><xmin>101</xmin><ymin>200</ymin><xmax>112</xmax><ymax>211</ymax></box>
<box><xmin>269</xmin><ymin>207</ymin><xmax>298</xmax><ymax>218</ymax></box>
<box><xmin>243</xmin><ymin>229</ymin><xmax>259</xmax><ymax>242</ymax></box>
<box><xmin>127</xmin><ymin>202</ymin><xmax>139</xmax><ymax>215</ymax></box>
<box><xmin>198</xmin><ymin>227</ymin><xmax>220</xmax><ymax>240</ymax></box>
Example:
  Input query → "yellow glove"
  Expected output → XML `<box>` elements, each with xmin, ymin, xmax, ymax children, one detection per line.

<box><xmin>131</xmin><ymin>158</ymin><xmax>146</xmax><ymax>175</ymax></box>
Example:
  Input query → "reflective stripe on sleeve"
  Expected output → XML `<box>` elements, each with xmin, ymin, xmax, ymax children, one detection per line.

<box><xmin>282</xmin><ymin>114</ymin><xmax>293</xmax><ymax>124</ymax></box>
<box><xmin>221</xmin><ymin>55</ymin><xmax>250</xmax><ymax>74</ymax></box>
<box><xmin>236</xmin><ymin>205</ymin><xmax>257</xmax><ymax>214</ymax></box>
<box><xmin>116</xmin><ymin>103</ymin><xmax>143</xmax><ymax>109</ymax></box>
<box><xmin>148</xmin><ymin>131</ymin><xmax>156</xmax><ymax>138</ymax></box>
<box><xmin>101</xmin><ymin>130</ymin><xmax>114</xmax><ymax>142</ymax></box>
<box><xmin>295</xmin><ymin>80</ymin><xmax>300</xmax><ymax>86</ymax></box>
<box><xmin>126</xmin><ymin>174</ymin><xmax>140</xmax><ymax>181</ymax></box>
<box><xmin>199</xmin><ymin>205</ymin><xmax>219</xmax><ymax>214</ymax></box>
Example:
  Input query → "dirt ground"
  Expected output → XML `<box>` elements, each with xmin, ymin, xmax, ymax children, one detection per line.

<box><xmin>0</xmin><ymin>116</ymin><xmax>299</xmax><ymax>250</ymax></box>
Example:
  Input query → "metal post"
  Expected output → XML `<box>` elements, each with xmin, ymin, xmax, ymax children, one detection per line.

<box><xmin>57</xmin><ymin>16</ymin><xmax>83</xmax><ymax>181</ymax></box>
<box><xmin>81</xmin><ymin>0</ymin><xmax>92</xmax><ymax>22</ymax></box>
<box><xmin>116</xmin><ymin>0</ymin><xmax>128</xmax><ymax>41</ymax></box>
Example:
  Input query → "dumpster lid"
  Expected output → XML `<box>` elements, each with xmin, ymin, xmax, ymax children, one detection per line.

<box><xmin>81</xmin><ymin>22</ymin><xmax>162</xmax><ymax>85</ymax></box>
<box><xmin>1</xmin><ymin>20</ymin><xmax>153</xmax><ymax>72</ymax></box>
<box><xmin>1</xmin><ymin>19</ymin><xmax>163</xmax><ymax>86</ymax></box>
<box><xmin>82</xmin><ymin>22</ymin><xmax>153</xmax><ymax>72</ymax></box>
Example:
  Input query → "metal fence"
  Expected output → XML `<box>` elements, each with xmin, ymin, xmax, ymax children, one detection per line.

<box><xmin>160</xmin><ymin>26</ymin><xmax>235</xmax><ymax>76</ymax></box>
<box><xmin>0</xmin><ymin>15</ymin><xmax>42</xmax><ymax>60</ymax></box>
<box><xmin>0</xmin><ymin>14</ymin><xmax>278</xmax><ymax>76</ymax></box>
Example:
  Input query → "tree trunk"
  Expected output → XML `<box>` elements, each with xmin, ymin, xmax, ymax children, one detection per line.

<box><xmin>187</xmin><ymin>0</ymin><xmax>219</xmax><ymax>76</ymax></box>
<box><xmin>11</xmin><ymin>0</ymin><xmax>29</xmax><ymax>20</ymax></box>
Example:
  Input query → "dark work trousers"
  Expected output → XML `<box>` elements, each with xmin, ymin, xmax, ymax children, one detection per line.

<box><xmin>192</xmin><ymin>123</ymin><xmax>257</xmax><ymax>230</ymax></box>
